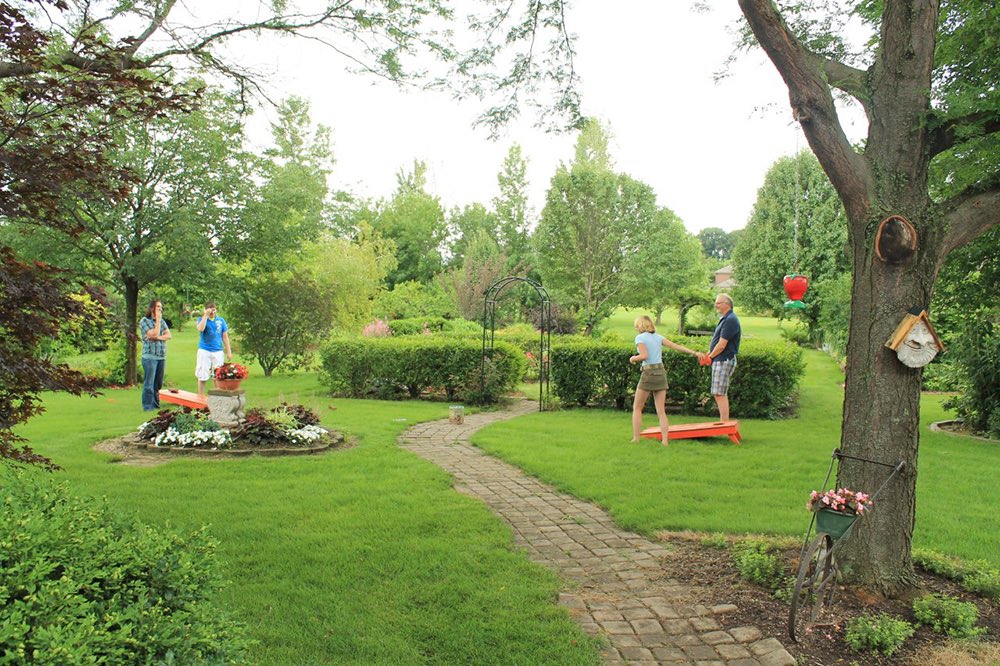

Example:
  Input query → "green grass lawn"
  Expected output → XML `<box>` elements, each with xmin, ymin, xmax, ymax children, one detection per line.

<box><xmin>11</xmin><ymin>313</ymin><xmax>998</xmax><ymax>663</ymax></box>
<box><xmin>477</xmin><ymin>329</ymin><xmax>1000</xmax><ymax>567</ymax></box>
<box><xmin>13</xmin><ymin>328</ymin><xmax>601</xmax><ymax>665</ymax></box>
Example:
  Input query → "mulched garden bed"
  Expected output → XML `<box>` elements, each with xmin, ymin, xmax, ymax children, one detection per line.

<box><xmin>655</xmin><ymin>532</ymin><xmax>1000</xmax><ymax>665</ymax></box>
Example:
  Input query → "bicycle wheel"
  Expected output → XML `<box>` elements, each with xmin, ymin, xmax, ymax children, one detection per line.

<box><xmin>788</xmin><ymin>532</ymin><xmax>837</xmax><ymax>641</ymax></box>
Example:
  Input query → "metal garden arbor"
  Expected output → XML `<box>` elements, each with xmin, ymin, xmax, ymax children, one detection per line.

<box><xmin>480</xmin><ymin>277</ymin><xmax>551</xmax><ymax>411</ymax></box>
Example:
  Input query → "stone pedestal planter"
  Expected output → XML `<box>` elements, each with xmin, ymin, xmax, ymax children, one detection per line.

<box><xmin>207</xmin><ymin>388</ymin><xmax>246</xmax><ymax>427</ymax></box>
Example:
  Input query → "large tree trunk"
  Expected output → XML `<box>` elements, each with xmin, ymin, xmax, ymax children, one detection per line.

<box><xmin>123</xmin><ymin>277</ymin><xmax>140</xmax><ymax>386</ymax></box>
<box><xmin>836</xmin><ymin>210</ymin><xmax>940</xmax><ymax>596</ymax></box>
<box><xmin>833</xmin><ymin>0</ymin><xmax>941</xmax><ymax>596</ymax></box>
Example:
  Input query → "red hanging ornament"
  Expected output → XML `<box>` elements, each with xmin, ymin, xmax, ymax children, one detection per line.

<box><xmin>783</xmin><ymin>274</ymin><xmax>809</xmax><ymax>309</ymax></box>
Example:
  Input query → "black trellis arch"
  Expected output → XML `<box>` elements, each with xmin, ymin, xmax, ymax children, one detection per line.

<box><xmin>481</xmin><ymin>277</ymin><xmax>552</xmax><ymax>411</ymax></box>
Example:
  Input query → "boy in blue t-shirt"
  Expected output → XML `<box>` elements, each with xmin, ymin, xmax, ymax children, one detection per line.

<box><xmin>195</xmin><ymin>300</ymin><xmax>232</xmax><ymax>394</ymax></box>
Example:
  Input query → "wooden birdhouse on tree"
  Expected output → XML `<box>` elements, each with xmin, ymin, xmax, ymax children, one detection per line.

<box><xmin>884</xmin><ymin>308</ymin><xmax>945</xmax><ymax>368</ymax></box>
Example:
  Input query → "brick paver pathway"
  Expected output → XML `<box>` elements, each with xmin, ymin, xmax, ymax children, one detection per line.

<box><xmin>399</xmin><ymin>401</ymin><xmax>796</xmax><ymax>666</ymax></box>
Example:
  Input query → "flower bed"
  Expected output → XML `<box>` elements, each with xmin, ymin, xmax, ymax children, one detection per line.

<box><xmin>137</xmin><ymin>404</ymin><xmax>334</xmax><ymax>453</ymax></box>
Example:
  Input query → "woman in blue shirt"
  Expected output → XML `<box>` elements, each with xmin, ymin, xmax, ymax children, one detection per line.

<box><xmin>629</xmin><ymin>315</ymin><xmax>701</xmax><ymax>444</ymax></box>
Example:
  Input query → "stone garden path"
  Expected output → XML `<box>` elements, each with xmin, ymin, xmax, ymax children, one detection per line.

<box><xmin>398</xmin><ymin>400</ymin><xmax>796</xmax><ymax>666</ymax></box>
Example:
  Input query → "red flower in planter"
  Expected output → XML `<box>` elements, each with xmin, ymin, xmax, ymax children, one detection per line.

<box><xmin>214</xmin><ymin>363</ymin><xmax>248</xmax><ymax>380</ymax></box>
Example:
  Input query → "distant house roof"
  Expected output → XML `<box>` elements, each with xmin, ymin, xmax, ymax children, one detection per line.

<box><xmin>714</xmin><ymin>265</ymin><xmax>736</xmax><ymax>288</ymax></box>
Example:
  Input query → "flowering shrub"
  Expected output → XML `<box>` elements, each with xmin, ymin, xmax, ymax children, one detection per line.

<box><xmin>808</xmin><ymin>488</ymin><xmax>873</xmax><ymax>515</ymax></box>
<box><xmin>214</xmin><ymin>362</ymin><xmax>248</xmax><ymax>380</ymax></box>
<box><xmin>362</xmin><ymin>318</ymin><xmax>391</xmax><ymax>338</ymax></box>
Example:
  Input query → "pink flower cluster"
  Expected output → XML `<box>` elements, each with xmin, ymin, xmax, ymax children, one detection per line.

<box><xmin>362</xmin><ymin>318</ymin><xmax>392</xmax><ymax>338</ymax></box>
<box><xmin>808</xmin><ymin>488</ymin><xmax>873</xmax><ymax>515</ymax></box>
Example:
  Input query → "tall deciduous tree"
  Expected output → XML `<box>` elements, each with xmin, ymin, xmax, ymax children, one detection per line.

<box><xmin>732</xmin><ymin>150</ymin><xmax>849</xmax><ymax>333</ymax></box>
<box><xmin>697</xmin><ymin>227</ymin><xmax>737</xmax><ymax>260</ymax></box>
<box><xmin>738</xmin><ymin>0</ymin><xmax>1000</xmax><ymax>593</ymax></box>
<box><xmin>375</xmin><ymin>161</ymin><xmax>447</xmax><ymax>288</ymax></box>
<box><xmin>620</xmin><ymin>208</ymin><xmax>707</xmax><ymax>326</ymax></box>
<box><xmin>493</xmin><ymin>144</ymin><xmax>534</xmax><ymax>271</ymax></box>
<box><xmin>535</xmin><ymin>120</ymin><xmax>658</xmax><ymax>335</ymax></box>
<box><xmin>445</xmin><ymin>203</ymin><xmax>499</xmax><ymax>268</ymax></box>
<box><xmin>5</xmin><ymin>90</ymin><xmax>252</xmax><ymax>385</ymax></box>
<box><xmin>231</xmin><ymin>96</ymin><xmax>332</xmax><ymax>269</ymax></box>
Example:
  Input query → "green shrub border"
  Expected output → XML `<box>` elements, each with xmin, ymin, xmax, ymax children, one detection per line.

<box><xmin>550</xmin><ymin>338</ymin><xmax>804</xmax><ymax>418</ymax></box>
<box><xmin>319</xmin><ymin>337</ymin><xmax>525</xmax><ymax>403</ymax></box>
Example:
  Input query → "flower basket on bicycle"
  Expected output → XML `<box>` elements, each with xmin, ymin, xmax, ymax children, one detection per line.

<box><xmin>807</xmin><ymin>487</ymin><xmax>872</xmax><ymax>540</ymax></box>
<box><xmin>788</xmin><ymin>449</ymin><xmax>904</xmax><ymax>642</ymax></box>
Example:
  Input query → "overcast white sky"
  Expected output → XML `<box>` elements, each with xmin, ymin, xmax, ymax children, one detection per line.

<box><xmin>213</xmin><ymin>2</ymin><xmax>869</xmax><ymax>233</ymax></box>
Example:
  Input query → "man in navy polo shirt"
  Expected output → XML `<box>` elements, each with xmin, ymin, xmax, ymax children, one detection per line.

<box><xmin>195</xmin><ymin>300</ymin><xmax>232</xmax><ymax>395</ymax></box>
<box><xmin>705</xmin><ymin>293</ymin><xmax>741</xmax><ymax>421</ymax></box>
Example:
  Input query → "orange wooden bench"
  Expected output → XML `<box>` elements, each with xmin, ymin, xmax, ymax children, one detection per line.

<box><xmin>639</xmin><ymin>420</ymin><xmax>743</xmax><ymax>445</ymax></box>
<box><xmin>159</xmin><ymin>388</ymin><xmax>208</xmax><ymax>410</ymax></box>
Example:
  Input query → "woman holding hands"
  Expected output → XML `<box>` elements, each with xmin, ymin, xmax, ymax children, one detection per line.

<box><xmin>630</xmin><ymin>315</ymin><xmax>702</xmax><ymax>444</ymax></box>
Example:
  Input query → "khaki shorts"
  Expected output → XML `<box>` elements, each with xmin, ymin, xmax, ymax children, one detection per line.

<box><xmin>637</xmin><ymin>363</ymin><xmax>669</xmax><ymax>392</ymax></box>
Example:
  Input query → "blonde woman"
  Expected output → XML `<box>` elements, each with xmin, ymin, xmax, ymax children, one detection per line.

<box><xmin>629</xmin><ymin>315</ymin><xmax>701</xmax><ymax>444</ymax></box>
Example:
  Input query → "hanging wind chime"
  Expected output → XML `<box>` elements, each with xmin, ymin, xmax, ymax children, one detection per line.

<box><xmin>783</xmin><ymin>127</ymin><xmax>809</xmax><ymax>309</ymax></box>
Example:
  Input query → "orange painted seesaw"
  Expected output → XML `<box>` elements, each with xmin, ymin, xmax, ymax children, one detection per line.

<box><xmin>639</xmin><ymin>421</ymin><xmax>743</xmax><ymax>445</ymax></box>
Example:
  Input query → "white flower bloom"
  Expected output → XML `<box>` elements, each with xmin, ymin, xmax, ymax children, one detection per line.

<box><xmin>154</xmin><ymin>427</ymin><xmax>232</xmax><ymax>449</ymax></box>
<box><xmin>285</xmin><ymin>424</ymin><xmax>326</xmax><ymax>446</ymax></box>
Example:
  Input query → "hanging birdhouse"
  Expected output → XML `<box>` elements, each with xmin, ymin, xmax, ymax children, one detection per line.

<box><xmin>885</xmin><ymin>308</ymin><xmax>945</xmax><ymax>368</ymax></box>
<box><xmin>783</xmin><ymin>273</ymin><xmax>809</xmax><ymax>309</ymax></box>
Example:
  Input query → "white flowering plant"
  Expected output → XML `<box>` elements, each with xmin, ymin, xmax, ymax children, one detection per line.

<box><xmin>154</xmin><ymin>427</ymin><xmax>233</xmax><ymax>449</ymax></box>
<box><xmin>138</xmin><ymin>410</ymin><xmax>232</xmax><ymax>449</ymax></box>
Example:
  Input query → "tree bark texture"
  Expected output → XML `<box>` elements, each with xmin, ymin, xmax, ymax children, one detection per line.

<box><xmin>123</xmin><ymin>277</ymin><xmax>140</xmax><ymax>386</ymax></box>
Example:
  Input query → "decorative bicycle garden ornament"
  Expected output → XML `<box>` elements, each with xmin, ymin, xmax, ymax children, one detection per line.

<box><xmin>789</xmin><ymin>449</ymin><xmax>905</xmax><ymax>642</ymax></box>
<box><xmin>885</xmin><ymin>307</ymin><xmax>944</xmax><ymax>368</ymax></box>
<box><xmin>875</xmin><ymin>214</ymin><xmax>918</xmax><ymax>264</ymax></box>
<box><xmin>783</xmin><ymin>127</ymin><xmax>809</xmax><ymax>310</ymax></box>
<box><xmin>481</xmin><ymin>277</ymin><xmax>552</xmax><ymax>412</ymax></box>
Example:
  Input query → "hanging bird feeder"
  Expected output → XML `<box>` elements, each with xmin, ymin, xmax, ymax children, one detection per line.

<box><xmin>783</xmin><ymin>128</ymin><xmax>809</xmax><ymax>310</ymax></box>
<box><xmin>784</xmin><ymin>273</ymin><xmax>809</xmax><ymax>309</ymax></box>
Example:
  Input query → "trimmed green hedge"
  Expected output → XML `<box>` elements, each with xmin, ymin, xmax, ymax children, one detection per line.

<box><xmin>550</xmin><ymin>337</ymin><xmax>804</xmax><ymax>418</ymax></box>
<box><xmin>388</xmin><ymin>317</ymin><xmax>483</xmax><ymax>336</ymax></box>
<box><xmin>319</xmin><ymin>337</ymin><xmax>525</xmax><ymax>403</ymax></box>
<box><xmin>1</xmin><ymin>476</ymin><xmax>251</xmax><ymax>664</ymax></box>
